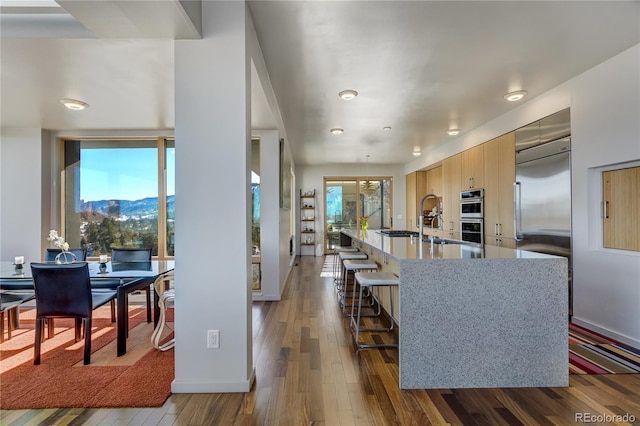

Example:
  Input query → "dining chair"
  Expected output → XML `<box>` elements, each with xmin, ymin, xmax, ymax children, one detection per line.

<box><xmin>45</xmin><ymin>248</ymin><xmax>88</xmax><ymax>262</ymax></box>
<box><xmin>111</xmin><ymin>248</ymin><xmax>154</xmax><ymax>323</ymax></box>
<box><xmin>30</xmin><ymin>262</ymin><xmax>117</xmax><ymax>365</ymax></box>
<box><xmin>45</xmin><ymin>249</ymin><xmax>116</xmax><ymax>322</ymax></box>
<box><xmin>1</xmin><ymin>291</ymin><xmax>35</xmax><ymax>342</ymax></box>
<box><xmin>110</xmin><ymin>248</ymin><xmax>152</xmax><ymax>262</ymax></box>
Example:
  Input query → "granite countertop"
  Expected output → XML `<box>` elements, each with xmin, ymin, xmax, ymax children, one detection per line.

<box><xmin>340</xmin><ymin>228</ymin><xmax>558</xmax><ymax>261</ymax></box>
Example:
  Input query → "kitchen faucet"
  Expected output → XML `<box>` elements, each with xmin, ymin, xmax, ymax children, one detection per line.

<box><xmin>419</xmin><ymin>193</ymin><xmax>443</xmax><ymax>246</ymax></box>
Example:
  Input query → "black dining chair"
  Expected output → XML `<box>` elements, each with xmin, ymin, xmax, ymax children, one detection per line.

<box><xmin>45</xmin><ymin>248</ymin><xmax>116</xmax><ymax>322</ymax></box>
<box><xmin>45</xmin><ymin>248</ymin><xmax>88</xmax><ymax>262</ymax></box>
<box><xmin>30</xmin><ymin>262</ymin><xmax>117</xmax><ymax>365</ymax></box>
<box><xmin>110</xmin><ymin>248</ymin><xmax>152</xmax><ymax>262</ymax></box>
<box><xmin>111</xmin><ymin>248</ymin><xmax>154</xmax><ymax>323</ymax></box>
<box><xmin>1</xmin><ymin>291</ymin><xmax>35</xmax><ymax>342</ymax></box>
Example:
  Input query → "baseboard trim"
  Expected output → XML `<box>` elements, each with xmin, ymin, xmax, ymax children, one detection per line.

<box><xmin>252</xmin><ymin>293</ymin><xmax>281</xmax><ymax>301</ymax></box>
<box><xmin>572</xmin><ymin>317</ymin><xmax>640</xmax><ymax>349</ymax></box>
<box><xmin>171</xmin><ymin>367</ymin><xmax>256</xmax><ymax>393</ymax></box>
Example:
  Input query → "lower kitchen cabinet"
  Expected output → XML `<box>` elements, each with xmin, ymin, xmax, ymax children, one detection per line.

<box><xmin>486</xmin><ymin>237</ymin><xmax>516</xmax><ymax>249</ymax></box>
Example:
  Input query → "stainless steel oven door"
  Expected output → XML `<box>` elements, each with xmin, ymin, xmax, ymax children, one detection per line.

<box><xmin>460</xmin><ymin>219</ymin><xmax>484</xmax><ymax>245</ymax></box>
<box><xmin>460</xmin><ymin>199</ymin><xmax>483</xmax><ymax>218</ymax></box>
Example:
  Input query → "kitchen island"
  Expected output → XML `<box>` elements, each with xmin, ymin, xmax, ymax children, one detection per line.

<box><xmin>341</xmin><ymin>229</ymin><xmax>568</xmax><ymax>389</ymax></box>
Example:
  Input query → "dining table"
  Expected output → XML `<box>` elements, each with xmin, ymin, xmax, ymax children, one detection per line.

<box><xmin>0</xmin><ymin>260</ymin><xmax>175</xmax><ymax>356</ymax></box>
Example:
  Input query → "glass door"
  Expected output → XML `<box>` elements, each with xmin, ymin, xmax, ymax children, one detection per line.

<box><xmin>359</xmin><ymin>178</ymin><xmax>392</xmax><ymax>230</ymax></box>
<box><xmin>324</xmin><ymin>177</ymin><xmax>392</xmax><ymax>253</ymax></box>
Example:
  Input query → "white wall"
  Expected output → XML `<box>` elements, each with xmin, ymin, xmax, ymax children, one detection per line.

<box><xmin>252</xmin><ymin>129</ymin><xmax>293</xmax><ymax>301</ymax></box>
<box><xmin>172</xmin><ymin>1</ymin><xmax>253</xmax><ymax>392</ymax></box>
<box><xmin>403</xmin><ymin>44</ymin><xmax>640</xmax><ymax>346</ymax></box>
<box><xmin>569</xmin><ymin>45</ymin><xmax>640</xmax><ymax>347</ymax></box>
<box><xmin>297</xmin><ymin>163</ymin><xmax>407</xmax><ymax>255</ymax></box>
<box><xmin>0</xmin><ymin>128</ymin><xmax>48</xmax><ymax>263</ymax></box>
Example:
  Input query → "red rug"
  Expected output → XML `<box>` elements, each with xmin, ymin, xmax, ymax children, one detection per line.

<box><xmin>0</xmin><ymin>307</ymin><xmax>174</xmax><ymax>409</ymax></box>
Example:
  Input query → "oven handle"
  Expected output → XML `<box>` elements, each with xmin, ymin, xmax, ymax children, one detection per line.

<box><xmin>514</xmin><ymin>181</ymin><xmax>523</xmax><ymax>241</ymax></box>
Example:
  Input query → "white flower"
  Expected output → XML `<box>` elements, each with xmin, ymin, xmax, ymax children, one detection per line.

<box><xmin>47</xmin><ymin>229</ymin><xmax>69</xmax><ymax>251</ymax></box>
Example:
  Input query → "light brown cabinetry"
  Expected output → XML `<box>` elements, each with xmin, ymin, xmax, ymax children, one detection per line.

<box><xmin>442</xmin><ymin>154</ymin><xmax>461</xmax><ymax>236</ymax></box>
<box><xmin>484</xmin><ymin>132</ymin><xmax>516</xmax><ymax>247</ymax></box>
<box><xmin>365</xmin><ymin>246</ymin><xmax>400</xmax><ymax>324</ymax></box>
<box><xmin>425</xmin><ymin>166</ymin><xmax>443</xmax><ymax>195</ymax></box>
<box><xmin>460</xmin><ymin>144</ymin><xmax>484</xmax><ymax>190</ymax></box>
<box><xmin>406</xmin><ymin>171</ymin><xmax>427</xmax><ymax>230</ymax></box>
<box><xmin>603</xmin><ymin>166</ymin><xmax>640</xmax><ymax>251</ymax></box>
<box><xmin>420</xmin><ymin>166</ymin><xmax>443</xmax><ymax>229</ymax></box>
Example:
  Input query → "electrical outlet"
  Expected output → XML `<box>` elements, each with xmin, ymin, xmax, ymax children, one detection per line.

<box><xmin>207</xmin><ymin>329</ymin><xmax>219</xmax><ymax>349</ymax></box>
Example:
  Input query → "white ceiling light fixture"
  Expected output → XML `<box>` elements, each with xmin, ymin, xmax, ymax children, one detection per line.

<box><xmin>338</xmin><ymin>90</ymin><xmax>358</xmax><ymax>100</ymax></box>
<box><xmin>412</xmin><ymin>149</ymin><xmax>421</xmax><ymax>157</ymax></box>
<box><xmin>383</xmin><ymin>126</ymin><xmax>392</xmax><ymax>131</ymax></box>
<box><xmin>503</xmin><ymin>90</ymin><xmax>528</xmax><ymax>102</ymax></box>
<box><xmin>59</xmin><ymin>98</ymin><xmax>89</xmax><ymax>110</ymax></box>
<box><xmin>330</xmin><ymin>128</ymin><xmax>344</xmax><ymax>135</ymax></box>
<box><xmin>447</xmin><ymin>128</ymin><xmax>460</xmax><ymax>136</ymax></box>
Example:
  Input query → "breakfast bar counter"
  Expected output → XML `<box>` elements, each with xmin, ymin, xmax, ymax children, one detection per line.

<box><xmin>341</xmin><ymin>229</ymin><xmax>568</xmax><ymax>389</ymax></box>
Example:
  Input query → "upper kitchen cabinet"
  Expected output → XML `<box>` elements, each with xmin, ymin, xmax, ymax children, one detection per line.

<box><xmin>406</xmin><ymin>171</ymin><xmax>427</xmax><ymax>230</ymax></box>
<box><xmin>425</xmin><ymin>166</ymin><xmax>443</xmax><ymax>196</ymax></box>
<box><xmin>603</xmin><ymin>166</ymin><xmax>639</xmax><ymax>251</ymax></box>
<box><xmin>420</xmin><ymin>166</ymin><xmax>443</xmax><ymax>229</ymax></box>
<box><xmin>484</xmin><ymin>132</ymin><xmax>516</xmax><ymax>248</ymax></box>
<box><xmin>442</xmin><ymin>154</ymin><xmax>461</xmax><ymax>237</ymax></box>
<box><xmin>460</xmin><ymin>144</ymin><xmax>484</xmax><ymax>190</ymax></box>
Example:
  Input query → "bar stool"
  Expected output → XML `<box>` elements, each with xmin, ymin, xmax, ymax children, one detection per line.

<box><xmin>336</xmin><ymin>251</ymin><xmax>368</xmax><ymax>290</ymax></box>
<box><xmin>340</xmin><ymin>259</ymin><xmax>378</xmax><ymax>315</ymax></box>
<box><xmin>351</xmin><ymin>272</ymin><xmax>399</xmax><ymax>349</ymax></box>
<box><xmin>333</xmin><ymin>246</ymin><xmax>358</xmax><ymax>281</ymax></box>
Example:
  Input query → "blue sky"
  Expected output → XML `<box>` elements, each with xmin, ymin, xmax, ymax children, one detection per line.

<box><xmin>81</xmin><ymin>147</ymin><xmax>175</xmax><ymax>202</ymax></box>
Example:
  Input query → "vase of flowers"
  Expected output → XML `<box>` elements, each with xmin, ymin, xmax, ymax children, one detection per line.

<box><xmin>48</xmin><ymin>229</ymin><xmax>76</xmax><ymax>264</ymax></box>
<box><xmin>360</xmin><ymin>216</ymin><xmax>369</xmax><ymax>232</ymax></box>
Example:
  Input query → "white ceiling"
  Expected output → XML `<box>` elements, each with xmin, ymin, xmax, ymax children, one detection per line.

<box><xmin>1</xmin><ymin>1</ymin><xmax>639</xmax><ymax>167</ymax></box>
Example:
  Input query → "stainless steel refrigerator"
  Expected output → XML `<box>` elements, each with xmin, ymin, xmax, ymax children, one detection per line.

<box><xmin>514</xmin><ymin>108</ymin><xmax>572</xmax><ymax>315</ymax></box>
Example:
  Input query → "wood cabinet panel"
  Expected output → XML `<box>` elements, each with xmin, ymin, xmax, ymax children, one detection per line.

<box><xmin>426</xmin><ymin>166</ymin><xmax>443</xmax><ymax>195</ymax></box>
<box><xmin>603</xmin><ymin>166</ymin><xmax>640</xmax><ymax>251</ymax></box>
<box><xmin>484</xmin><ymin>133</ymin><xmax>515</xmax><ymax>240</ymax></box>
<box><xmin>406</xmin><ymin>172</ymin><xmax>417</xmax><ymax>230</ymax></box>
<box><xmin>485</xmin><ymin>236</ymin><xmax>516</xmax><ymax>249</ymax></box>
<box><xmin>406</xmin><ymin>171</ymin><xmax>427</xmax><ymax>230</ymax></box>
<box><xmin>461</xmin><ymin>144</ymin><xmax>484</xmax><ymax>190</ymax></box>
<box><xmin>442</xmin><ymin>155</ymin><xmax>461</xmax><ymax>233</ymax></box>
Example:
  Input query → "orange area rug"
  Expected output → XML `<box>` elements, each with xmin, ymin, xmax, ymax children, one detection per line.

<box><xmin>0</xmin><ymin>306</ymin><xmax>174</xmax><ymax>409</ymax></box>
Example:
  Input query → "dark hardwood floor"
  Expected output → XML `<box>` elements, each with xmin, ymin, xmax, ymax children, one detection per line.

<box><xmin>2</xmin><ymin>255</ymin><xmax>639</xmax><ymax>425</ymax></box>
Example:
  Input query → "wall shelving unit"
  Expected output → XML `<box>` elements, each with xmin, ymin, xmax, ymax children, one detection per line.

<box><xmin>300</xmin><ymin>189</ymin><xmax>316</xmax><ymax>256</ymax></box>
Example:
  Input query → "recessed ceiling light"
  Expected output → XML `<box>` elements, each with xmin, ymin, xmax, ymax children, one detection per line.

<box><xmin>383</xmin><ymin>126</ymin><xmax>392</xmax><ymax>131</ymax></box>
<box><xmin>59</xmin><ymin>98</ymin><xmax>89</xmax><ymax>110</ymax></box>
<box><xmin>447</xmin><ymin>129</ymin><xmax>460</xmax><ymax>136</ymax></box>
<box><xmin>338</xmin><ymin>90</ymin><xmax>358</xmax><ymax>100</ymax></box>
<box><xmin>330</xmin><ymin>128</ymin><xmax>344</xmax><ymax>135</ymax></box>
<box><xmin>412</xmin><ymin>146</ymin><xmax>421</xmax><ymax>156</ymax></box>
<box><xmin>503</xmin><ymin>90</ymin><xmax>528</xmax><ymax>102</ymax></box>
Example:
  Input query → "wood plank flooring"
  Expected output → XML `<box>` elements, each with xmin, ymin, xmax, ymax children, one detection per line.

<box><xmin>2</xmin><ymin>256</ymin><xmax>639</xmax><ymax>425</ymax></box>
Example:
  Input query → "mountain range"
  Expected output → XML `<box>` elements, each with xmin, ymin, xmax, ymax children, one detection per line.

<box><xmin>80</xmin><ymin>195</ymin><xmax>175</xmax><ymax>219</ymax></box>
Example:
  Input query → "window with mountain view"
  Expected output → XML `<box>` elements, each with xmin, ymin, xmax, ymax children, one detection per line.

<box><xmin>62</xmin><ymin>138</ymin><xmax>175</xmax><ymax>258</ymax></box>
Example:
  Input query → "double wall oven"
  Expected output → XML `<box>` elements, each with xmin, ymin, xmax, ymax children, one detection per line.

<box><xmin>460</xmin><ymin>189</ymin><xmax>484</xmax><ymax>245</ymax></box>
